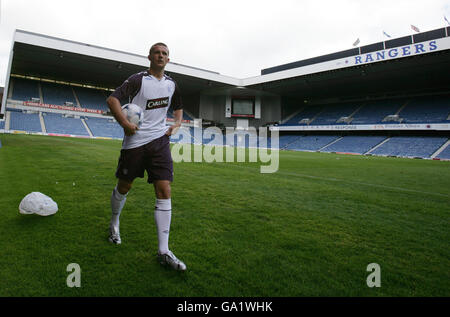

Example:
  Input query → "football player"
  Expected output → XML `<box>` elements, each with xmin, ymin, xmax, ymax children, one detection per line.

<box><xmin>106</xmin><ymin>42</ymin><xmax>186</xmax><ymax>271</ymax></box>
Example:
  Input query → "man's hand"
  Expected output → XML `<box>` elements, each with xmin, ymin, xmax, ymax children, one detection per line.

<box><xmin>122</xmin><ymin>120</ymin><xmax>139</xmax><ymax>136</ymax></box>
<box><xmin>165</xmin><ymin>124</ymin><xmax>180</xmax><ymax>136</ymax></box>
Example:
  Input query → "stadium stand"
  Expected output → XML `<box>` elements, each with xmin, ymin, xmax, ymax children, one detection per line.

<box><xmin>282</xmin><ymin>105</ymin><xmax>325</xmax><ymax>125</ymax></box>
<box><xmin>435</xmin><ymin>144</ymin><xmax>450</xmax><ymax>160</ymax></box>
<box><xmin>84</xmin><ymin>117</ymin><xmax>123</xmax><ymax>139</ymax></box>
<box><xmin>399</xmin><ymin>95</ymin><xmax>450</xmax><ymax>123</ymax></box>
<box><xmin>11</xmin><ymin>77</ymin><xmax>40</xmax><ymax>101</ymax></box>
<box><xmin>0</xmin><ymin>120</ymin><xmax>4</xmax><ymax>130</ymax></box>
<box><xmin>41</xmin><ymin>81</ymin><xmax>77</xmax><ymax>106</ymax></box>
<box><xmin>312</xmin><ymin>102</ymin><xmax>361</xmax><ymax>125</ymax></box>
<box><xmin>285</xmin><ymin>135</ymin><xmax>340</xmax><ymax>151</ymax></box>
<box><xmin>350</xmin><ymin>99</ymin><xmax>406</xmax><ymax>124</ymax></box>
<box><xmin>43</xmin><ymin>112</ymin><xmax>89</xmax><ymax>136</ymax></box>
<box><xmin>73</xmin><ymin>86</ymin><xmax>109</xmax><ymax>112</ymax></box>
<box><xmin>321</xmin><ymin>135</ymin><xmax>387</xmax><ymax>154</ymax></box>
<box><xmin>9</xmin><ymin>109</ymin><xmax>42</xmax><ymax>132</ymax></box>
<box><xmin>278</xmin><ymin>134</ymin><xmax>302</xmax><ymax>148</ymax></box>
<box><xmin>370</xmin><ymin>136</ymin><xmax>447</xmax><ymax>158</ymax></box>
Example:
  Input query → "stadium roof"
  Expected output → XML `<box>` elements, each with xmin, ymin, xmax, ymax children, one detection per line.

<box><xmin>9</xmin><ymin>30</ymin><xmax>239</xmax><ymax>94</ymax></box>
<box><xmin>5</xmin><ymin>28</ymin><xmax>450</xmax><ymax>103</ymax></box>
<box><xmin>245</xmin><ymin>27</ymin><xmax>450</xmax><ymax>100</ymax></box>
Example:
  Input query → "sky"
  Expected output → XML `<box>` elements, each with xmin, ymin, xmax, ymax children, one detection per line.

<box><xmin>0</xmin><ymin>0</ymin><xmax>449</xmax><ymax>86</ymax></box>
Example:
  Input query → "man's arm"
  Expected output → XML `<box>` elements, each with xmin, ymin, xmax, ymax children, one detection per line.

<box><xmin>106</xmin><ymin>96</ymin><xmax>138</xmax><ymax>136</ymax></box>
<box><xmin>166</xmin><ymin>109</ymin><xmax>183</xmax><ymax>136</ymax></box>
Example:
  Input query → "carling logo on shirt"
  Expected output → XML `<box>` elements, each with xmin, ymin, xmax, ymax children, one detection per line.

<box><xmin>146</xmin><ymin>97</ymin><xmax>169</xmax><ymax>110</ymax></box>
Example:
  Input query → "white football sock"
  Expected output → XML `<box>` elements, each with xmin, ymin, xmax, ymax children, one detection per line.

<box><xmin>110</xmin><ymin>186</ymin><xmax>127</xmax><ymax>230</ymax></box>
<box><xmin>154</xmin><ymin>198</ymin><xmax>172</xmax><ymax>254</ymax></box>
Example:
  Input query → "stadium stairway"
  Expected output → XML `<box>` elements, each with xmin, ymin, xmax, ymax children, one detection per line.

<box><xmin>345</xmin><ymin>104</ymin><xmax>364</xmax><ymax>124</ymax></box>
<box><xmin>81</xmin><ymin>118</ymin><xmax>94</xmax><ymax>137</ymax></box>
<box><xmin>280</xmin><ymin>107</ymin><xmax>305</xmax><ymax>125</ymax></box>
<box><xmin>435</xmin><ymin>142</ymin><xmax>450</xmax><ymax>160</ymax></box>
<box><xmin>318</xmin><ymin>136</ymin><xmax>343</xmax><ymax>151</ymax></box>
<box><xmin>39</xmin><ymin>112</ymin><xmax>46</xmax><ymax>133</ymax></box>
<box><xmin>5</xmin><ymin>111</ymin><xmax>11</xmax><ymax>130</ymax></box>
<box><xmin>431</xmin><ymin>139</ymin><xmax>450</xmax><ymax>159</ymax></box>
<box><xmin>365</xmin><ymin>137</ymin><xmax>391</xmax><ymax>155</ymax></box>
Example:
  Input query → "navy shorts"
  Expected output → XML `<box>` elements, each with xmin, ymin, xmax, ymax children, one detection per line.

<box><xmin>115</xmin><ymin>134</ymin><xmax>173</xmax><ymax>184</ymax></box>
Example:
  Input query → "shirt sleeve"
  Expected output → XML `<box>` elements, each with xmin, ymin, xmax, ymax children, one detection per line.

<box><xmin>171</xmin><ymin>82</ymin><xmax>183</xmax><ymax>111</ymax></box>
<box><xmin>110</xmin><ymin>73</ymin><xmax>142</xmax><ymax>102</ymax></box>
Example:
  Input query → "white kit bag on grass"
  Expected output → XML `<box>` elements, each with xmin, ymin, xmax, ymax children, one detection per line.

<box><xmin>19</xmin><ymin>192</ymin><xmax>58</xmax><ymax>216</ymax></box>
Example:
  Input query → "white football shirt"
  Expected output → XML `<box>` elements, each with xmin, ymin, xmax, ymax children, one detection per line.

<box><xmin>111</xmin><ymin>71</ymin><xmax>183</xmax><ymax>149</ymax></box>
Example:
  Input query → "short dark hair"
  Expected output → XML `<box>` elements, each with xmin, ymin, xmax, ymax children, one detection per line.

<box><xmin>149</xmin><ymin>42</ymin><xmax>169</xmax><ymax>55</ymax></box>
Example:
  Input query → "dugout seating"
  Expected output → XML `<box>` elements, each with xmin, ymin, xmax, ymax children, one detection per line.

<box><xmin>43</xmin><ymin>112</ymin><xmax>89</xmax><ymax>136</ymax></box>
<box><xmin>41</xmin><ymin>82</ymin><xmax>77</xmax><ymax>106</ymax></box>
<box><xmin>11</xmin><ymin>78</ymin><xmax>40</xmax><ymax>102</ymax></box>
<box><xmin>370</xmin><ymin>136</ymin><xmax>447</xmax><ymax>158</ymax></box>
<box><xmin>73</xmin><ymin>86</ymin><xmax>109</xmax><ymax>112</ymax></box>
<box><xmin>9</xmin><ymin>109</ymin><xmax>42</xmax><ymax>132</ymax></box>
<box><xmin>321</xmin><ymin>135</ymin><xmax>387</xmax><ymax>154</ymax></box>
<box><xmin>84</xmin><ymin>117</ymin><xmax>123</xmax><ymax>139</ymax></box>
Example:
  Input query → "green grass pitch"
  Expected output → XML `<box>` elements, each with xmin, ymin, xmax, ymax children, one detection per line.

<box><xmin>0</xmin><ymin>133</ymin><xmax>448</xmax><ymax>296</ymax></box>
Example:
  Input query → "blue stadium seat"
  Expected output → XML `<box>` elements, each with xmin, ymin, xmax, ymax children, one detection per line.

<box><xmin>370</xmin><ymin>136</ymin><xmax>447</xmax><ymax>158</ymax></box>
<box><xmin>9</xmin><ymin>111</ymin><xmax>42</xmax><ymax>132</ymax></box>
<box><xmin>278</xmin><ymin>135</ymin><xmax>303</xmax><ymax>149</ymax></box>
<box><xmin>286</xmin><ymin>135</ymin><xmax>340</xmax><ymax>151</ymax></box>
<box><xmin>399</xmin><ymin>95</ymin><xmax>450</xmax><ymax>123</ymax></box>
<box><xmin>84</xmin><ymin>117</ymin><xmax>123</xmax><ymax>138</ymax></box>
<box><xmin>351</xmin><ymin>99</ymin><xmax>405</xmax><ymax>124</ymax></box>
<box><xmin>43</xmin><ymin>113</ymin><xmax>89</xmax><ymax>136</ymax></box>
<box><xmin>41</xmin><ymin>82</ymin><xmax>77</xmax><ymax>106</ymax></box>
<box><xmin>11</xmin><ymin>78</ymin><xmax>40</xmax><ymax>101</ymax></box>
<box><xmin>282</xmin><ymin>105</ymin><xmax>325</xmax><ymax>125</ymax></box>
<box><xmin>321</xmin><ymin>135</ymin><xmax>387</xmax><ymax>154</ymax></box>
<box><xmin>436</xmin><ymin>144</ymin><xmax>450</xmax><ymax>160</ymax></box>
<box><xmin>73</xmin><ymin>87</ymin><xmax>109</xmax><ymax>112</ymax></box>
<box><xmin>312</xmin><ymin>103</ymin><xmax>360</xmax><ymax>125</ymax></box>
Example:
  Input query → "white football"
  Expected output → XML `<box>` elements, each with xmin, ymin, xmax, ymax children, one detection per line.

<box><xmin>122</xmin><ymin>103</ymin><xmax>144</xmax><ymax>127</ymax></box>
